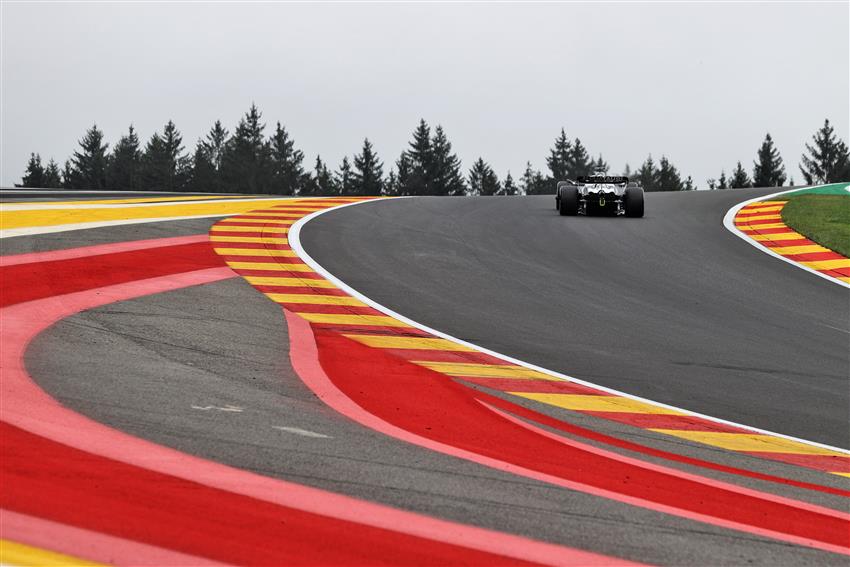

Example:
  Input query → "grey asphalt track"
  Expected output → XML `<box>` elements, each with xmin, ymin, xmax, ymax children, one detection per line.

<box><xmin>301</xmin><ymin>189</ymin><xmax>849</xmax><ymax>448</ymax></box>
<box><xmin>9</xmin><ymin>192</ymin><xmax>849</xmax><ymax>565</ymax></box>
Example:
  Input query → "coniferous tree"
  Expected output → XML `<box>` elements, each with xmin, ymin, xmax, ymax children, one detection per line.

<box><xmin>500</xmin><ymin>171</ymin><xmax>519</xmax><ymax>196</ymax></box>
<box><xmin>468</xmin><ymin>158</ymin><xmax>501</xmax><ymax>196</ymax></box>
<box><xmin>383</xmin><ymin>170</ymin><xmax>399</xmax><ymax>196</ymax></box>
<box><xmin>521</xmin><ymin>161</ymin><xmax>548</xmax><ymax>195</ymax></box>
<box><xmin>716</xmin><ymin>171</ymin><xmax>728</xmax><ymax>190</ymax></box>
<box><xmin>190</xmin><ymin>120</ymin><xmax>230</xmax><ymax>193</ymax></box>
<box><xmin>107</xmin><ymin>125</ymin><xmax>141</xmax><ymax>191</ymax></box>
<box><xmin>569</xmin><ymin>138</ymin><xmax>593</xmax><ymax>178</ymax></box>
<box><xmin>430</xmin><ymin>125</ymin><xmax>466</xmax><ymax>196</ymax></box>
<box><xmin>394</xmin><ymin>152</ymin><xmax>413</xmax><ymax>196</ymax></box>
<box><xmin>303</xmin><ymin>155</ymin><xmax>336</xmax><ymax>196</ymax></box>
<box><xmin>752</xmin><ymin>133</ymin><xmax>786</xmax><ymax>187</ymax></box>
<box><xmin>221</xmin><ymin>104</ymin><xmax>272</xmax><ymax>193</ymax></box>
<box><xmin>546</xmin><ymin>128</ymin><xmax>571</xmax><ymax>183</ymax></box>
<box><xmin>68</xmin><ymin>124</ymin><xmax>109</xmax><ymax>189</ymax></box>
<box><xmin>140</xmin><ymin>120</ymin><xmax>191</xmax><ymax>191</ymax></box>
<box><xmin>729</xmin><ymin>161</ymin><xmax>752</xmax><ymax>188</ymax></box>
<box><xmin>591</xmin><ymin>154</ymin><xmax>609</xmax><ymax>174</ymax></box>
<box><xmin>622</xmin><ymin>164</ymin><xmax>632</xmax><ymax>178</ymax></box>
<box><xmin>43</xmin><ymin>159</ymin><xmax>63</xmax><ymax>188</ymax></box>
<box><xmin>655</xmin><ymin>156</ymin><xmax>684</xmax><ymax>191</ymax></box>
<box><xmin>683</xmin><ymin>176</ymin><xmax>695</xmax><ymax>191</ymax></box>
<box><xmin>637</xmin><ymin>155</ymin><xmax>658</xmax><ymax>190</ymax></box>
<box><xmin>62</xmin><ymin>160</ymin><xmax>74</xmax><ymax>189</ymax></box>
<box><xmin>335</xmin><ymin>156</ymin><xmax>354</xmax><ymax>195</ymax></box>
<box><xmin>19</xmin><ymin>153</ymin><xmax>45</xmax><ymax>187</ymax></box>
<box><xmin>401</xmin><ymin>119</ymin><xmax>433</xmax><ymax>195</ymax></box>
<box><xmin>269</xmin><ymin>122</ymin><xmax>307</xmax><ymax>195</ymax></box>
<box><xmin>800</xmin><ymin>119</ymin><xmax>850</xmax><ymax>184</ymax></box>
<box><xmin>351</xmin><ymin>138</ymin><xmax>384</xmax><ymax>196</ymax></box>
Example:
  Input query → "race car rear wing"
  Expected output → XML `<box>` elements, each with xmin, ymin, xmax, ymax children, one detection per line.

<box><xmin>576</xmin><ymin>175</ymin><xmax>629</xmax><ymax>184</ymax></box>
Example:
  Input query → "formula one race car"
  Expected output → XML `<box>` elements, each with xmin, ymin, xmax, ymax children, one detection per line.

<box><xmin>555</xmin><ymin>174</ymin><xmax>644</xmax><ymax>217</ymax></box>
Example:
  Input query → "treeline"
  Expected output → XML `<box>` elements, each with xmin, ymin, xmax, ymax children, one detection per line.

<box><xmin>17</xmin><ymin>105</ymin><xmax>849</xmax><ymax>194</ymax></box>
<box><xmin>706</xmin><ymin>120</ymin><xmax>850</xmax><ymax>189</ymax></box>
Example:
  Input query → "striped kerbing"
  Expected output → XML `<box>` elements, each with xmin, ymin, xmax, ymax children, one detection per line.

<box><xmin>734</xmin><ymin>200</ymin><xmax>850</xmax><ymax>285</ymax></box>
<box><xmin>211</xmin><ymin>199</ymin><xmax>850</xmax><ymax>479</ymax></box>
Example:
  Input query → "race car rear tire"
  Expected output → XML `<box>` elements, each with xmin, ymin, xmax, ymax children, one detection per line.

<box><xmin>559</xmin><ymin>186</ymin><xmax>579</xmax><ymax>216</ymax></box>
<box><xmin>624</xmin><ymin>187</ymin><xmax>644</xmax><ymax>218</ymax></box>
<box><xmin>555</xmin><ymin>181</ymin><xmax>570</xmax><ymax>210</ymax></box>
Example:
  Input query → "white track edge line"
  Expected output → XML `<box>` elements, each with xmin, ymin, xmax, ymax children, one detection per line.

<box><xmin>722</xmin><ymin>185</ymin><xmax>850</xmax><ymax>289</ymax></box>
<box><xmin>290</xmin><ymin>198</ymin><xmax>850</xmax><ymax>456</ymax></box>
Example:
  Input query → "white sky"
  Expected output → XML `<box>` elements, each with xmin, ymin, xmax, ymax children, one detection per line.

<box><xmin>2</xmin><ymin>1</ymin><xmax>848</xmax><ymax>188</ymax></box>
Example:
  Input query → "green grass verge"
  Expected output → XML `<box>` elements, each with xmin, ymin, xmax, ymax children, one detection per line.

<box><xmin>779</xmin><ymin>195</ymin><xmax>850</xmax><ymax>258</ymax></box>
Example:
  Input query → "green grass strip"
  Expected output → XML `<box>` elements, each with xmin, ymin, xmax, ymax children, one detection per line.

<box><xmin>779</xmin><ymin>195</ymin><xmax>850</xmax><ymax>258</ymax></box>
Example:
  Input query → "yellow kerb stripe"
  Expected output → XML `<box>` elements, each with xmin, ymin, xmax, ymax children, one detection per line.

<box><xmin>735</xmin><ymin>222</ymin><xmax>787</xmax><ymax>230</ymax></box>
<box><xmin>651</xmin><ymin>430</ymin><xmax>846</xmax><ymax>456</ymax></box>
<box><xmin>343</xmin><ymin>334</ymin><xmax>475</xmax><ymax>351</ymax></box>
<box><xmin>227</xmin><ymin>262</ymin><xmax>312</xmax><ymax>272</ymax></box>
<box><xmin>738</xmin><ymin>208</ymin><xmax>784</xmax><ymax>216</ymax></box>
<box><xmin>770</xmin><ymin>244</ymin><xmax>831</xmax><ymax>255</ymax></box>
<box><xmin>839</xmin><ymin>276</ymin><xmax>850</xmax><ymax>284</ymax></box>
<box><xmin>210</xmin><ymin>225</ymin><xmax>288</xmax><ymax>233</ymax></box>
<box><xmin>510</xmin><ymin>392</ymin><xmax>684</xmax><ymax>414</ymax></box>
<box><xmin>0</xmin><ymin>539</ymin><xmax>104</xmax><ymax>566</ymax></box>
<box><xmin>751</xmin><ymin>233</ymin><xmax>806</xmax><ymax>242</ymax></box>
<box><xmin>209</xmin><ymin>236</ymin><xmax>288</xmax><ymax>244</ymax></box>
<box><xmin>800</xmin><ymin>259</ymin><xmax>850</xmax><ymax>270</ymax></box>
<box><xmin>266</xmin><ymin>206</ymin><xmax>328</xmax><ymax>211</ymax></box>
<box><xmin>239</xmin><ymin>212</ymin><xmax>303</xmax><ymax>218</ymax></box>
<box><xmin>738</xmin><ymin>214</ymin><xmax>782</xmax><ymax>222</ymax></box>
<box><xmin>298</xmin><ymin>313</ymin><xmax>411</xmax><ymax>327</ymax></box>
<box><xmin>267</xmin><ymin>294</ymin><xmax>365</xmax><ymax>306</ymax></box>
<box><xmin>220</xmin><ymin>218</ymin><xmax>295</xmax><ymax>225</ymax></box>
<box><xmin>833</xmin><ymin>472</ymin><xmax>850</xmax><ymax>478</ymax></box>
<box><xmin>414</xmin><ymin>361</ymin><xmax>559</xmax><ymax>380</ymax></box>
<box><xmin>245</xmin><ymin>276</ymin><xmax>335</xmax><ymax>288</ymax></box>
<box><xmin>214</xmin><ymin>248</ymin><xmax>297</xmax><ymax>257</ymax></box>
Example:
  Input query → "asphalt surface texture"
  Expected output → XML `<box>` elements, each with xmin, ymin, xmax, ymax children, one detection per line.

<box><xmin>10</xmin><ymin>191</ymin><xmax>849</xmax><ymax>565</ymax></box>
<box><xmin>301</xmin><ymin>189</ymin><xmax>849</xmax><ymax>449</ymax></box>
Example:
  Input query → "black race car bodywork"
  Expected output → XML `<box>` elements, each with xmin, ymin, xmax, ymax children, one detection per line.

<box><xmin>555</xmin><ymin>175</ymin><xmax>644</xmax><ymax>217</ymax></box>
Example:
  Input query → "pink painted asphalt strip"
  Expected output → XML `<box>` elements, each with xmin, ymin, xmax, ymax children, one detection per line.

<box><xmin>0</xmin><ymin>234</ymin><xmax>209</xmax><ymax>267</ymax></box>
<box><xmin>0</xmin><ymin>269</ymin><xmax>629</xmax><ymax>567</ymax></box>
<box><xmin>284</xmin><ymin>309</ymin><xmax>850</xmax><ymax>557</ymax></box>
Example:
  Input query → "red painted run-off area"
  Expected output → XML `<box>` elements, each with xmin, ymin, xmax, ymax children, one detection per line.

<box><xmin>0</xmin><ymin>240</ymin><xmax>626</xmax><ymax>566</ymax></box>
<box><xmin>2</xmin><ymin>232</ymin><xmax>849</xmax><ymax>562</ymax></box>
<box><xmin>308</xmin><ymin>328</ymin><xmax>850</xmax><ymax>554</ymax></box>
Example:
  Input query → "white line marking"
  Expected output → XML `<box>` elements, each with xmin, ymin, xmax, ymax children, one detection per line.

<box><xmin>290</xmin><ymin>198</ymin><xmax>850</xmax><ymax>455</ymax></box>
<box><xmin>722</xmin><ymin>185</ymin><xmax>850</xmax><ymax>289</ymax></box>
<box><xmin>191</xmin><ymin>404</ymin><xmax>244</xmax><ymax>412</ymax></box>
<box><xmin>273</xmin><ymin>426</ymin><xmax>332</xmax><ymax>438</ymax></box>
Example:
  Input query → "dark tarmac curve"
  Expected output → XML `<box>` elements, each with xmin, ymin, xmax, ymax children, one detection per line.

<box><xmin>302</xmin><ymin>189</ymin><xmax>849</xmax><ymax>448</ymax></box>
<box><xmin>12</xmin><ymin>192</ymin><xmax>849</xmax><ymax>565</ymax></box>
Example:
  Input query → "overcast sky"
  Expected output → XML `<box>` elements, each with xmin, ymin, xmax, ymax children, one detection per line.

<box><xmin>2</xmin><ymin>1</ymin><xmax>847</xmax><ymax>189</ymax></box>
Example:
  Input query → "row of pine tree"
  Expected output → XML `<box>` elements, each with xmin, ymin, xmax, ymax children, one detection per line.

<box><xmin>17</xmin><ymin>105</ymin><xmax>849</xmax><ymax>194</ymax></box>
